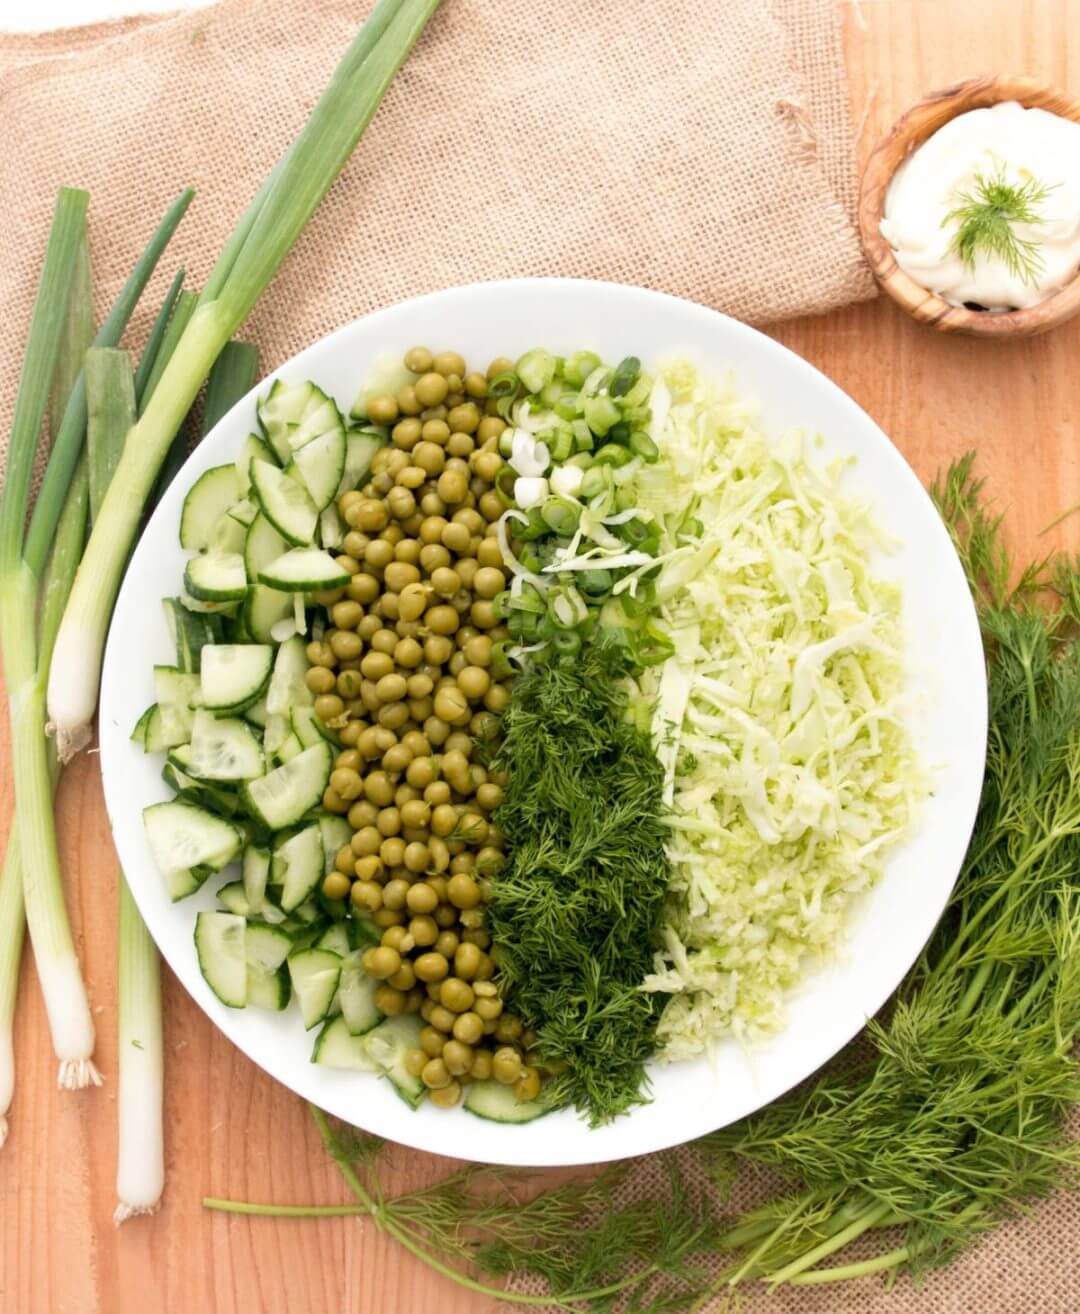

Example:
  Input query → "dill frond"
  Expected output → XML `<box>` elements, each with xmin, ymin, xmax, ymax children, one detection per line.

<box><xmin>944</xmin><ymin>165</ymin><xmax>1055</xmax><ymax>286</ymax></box>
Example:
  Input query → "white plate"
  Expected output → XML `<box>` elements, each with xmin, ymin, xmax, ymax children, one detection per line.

<box><xmin>99</xmin><ymin>278</ymin><xmax>987</xmax><ymax>1167</ymax></box>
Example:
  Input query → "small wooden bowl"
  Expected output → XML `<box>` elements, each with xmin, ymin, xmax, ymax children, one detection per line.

<box><xmin>858</xmin><ymin>75</ymin><xmax>1080</xmax><ymax>337</ymax></box>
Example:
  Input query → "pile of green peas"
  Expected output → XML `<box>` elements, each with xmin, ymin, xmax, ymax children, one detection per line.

<box><xmin>306</xmin><ymin>346</ymin><xmax>543</xmax><ymax>1110</ymax></box>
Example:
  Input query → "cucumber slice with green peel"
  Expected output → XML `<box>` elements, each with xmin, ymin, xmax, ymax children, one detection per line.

<box><xmin>244</xmin><ymin>511</ymin><xmax>289</xmax><ymax>578</ymax></box>
<box><xmin>244</xmin><ymin>694</ymin><xmax>268</xmax><ymax>729</ymax></box>
<box><xmin>184</xmin><ymin>551</ymin><xmax>247</xmax><ymax>602</ymax></box>
<box><xmin>287</xmin><ymin>393</ymin><xmax>343</xmax><ymax>453</ymax></box>
<box><xmin>338</xmin><ymin>952</ymin><xmax>380</xmax><ymax>1035</ymax></box>
<box><xmin>144</xmin><ymin>801</ymin><xmax>242</xmax><ymax>899</ymax></box>
<box><xmin>338</xmin><ymin>429</ymin><xmax>386</xmax><ymax>496</ymax></box>
<box><xmin>199</xmin><ymin>644</ymin><xmax>273</xmax><ymax>713</ymax></box>
<box><xmin>288</xmin><ymin>947</ymin><xmax>342</xmax><ymax>1028</ymax></box>
<box><xmin>130</xmin><ymin>704</ymin><xmax>153</xmax><ymax>747</ymax></box>
<box><xmin>250</xmin><ymin>459</ymin><xmax>318</xmax><ymax>546</ymax></box>
<box><xmin>257</xmin><ymin>380</ymin><xmax>320</xmax><ymax>463</ymax></box>
<box><xmin>259</xmin><ymin>548</ymin><xmax>350</xmax><ymax>592</ymax></box>
<box><xmin>364</xmin><ymin>1014</ymin><xmax>425</xmax><ymax>1107</ymax></box>
<box><xmin>293</xmin><ymin>424</ymin><xmax>346</xmax><ymax>511</ymax></box>
<box><xmin>463</xmin><ymin>1080</ymin><xmax>549</xmax><ymax>1124</ymax></box>
<box><xmin>208</xmin><ymin>514</ymin><xmax>248</xmax><ymax>555</ymax></box>
<box><xmin>153</xmin><ymin>666</ymin><xmax>201</xmax><ymax>709</ymax></box>
<box><xmin>351</xmin><ymin>912</ymin><xmax>381</xmax><ymax>949</ymax></box>
<box><xmin>275</xmin><ymin>823</ymin><xmax>324</xmax><ymax>912</ymax></box>
<box><xmin>216</xmin><ymin>880</ymin><xmax>252</xmax><ymax>917</ymax></box>
<box><xmin>315</xmin><ymin>922</ymin><xmax>351</xmax><ymax>957</ymax></box>
<box><xmin>244</xmin><ymin>584</ymin><xmax>293</xmax><ymax>644</ymax></box>
<box><xmin>163</xmin><ymin>597</ymin><xmax>218</xmax><ymax>672</ymax></box>
<box><xmin>227</xmin><ymin>497</ymin><xmax>258</xmax><ymax>527</ymax></box>
<box><xmin>177</xmin><ymin>589</ymin><xmax>239</xmax><ymax>618</ymax></box>
<box><xmin>195</xmin><ymin>911</ymin><xmax>247</xmax><ymax>1007</ymax></box>
<box><xmin>236</xmin><ymin>433</ymin><xmax>276</xmax><ymax>493</ymax></box>
<box><xmin>317</xmin><ymin>813</ymin><xmax>351</xmax><ymax>873</ymax></box>
<box><xmin>180</xmin><ymin>464</ymin><xmax>242</xmax><ymax>551</ymax></box>
<box><xmin>351</xmin><ymin>357</ymin><xmax>415</xmax><ymax>421</ymax></box>
<box><xmin>265</xmin><ymin>636</ymin><xmax>313</xmax><ymax>757</ymax></box>
<box><xmin>188</xmin><ymin>707</ymin><xmax>265</xmax><ymax>781</ymax></box>
<box><xmin>318</xmin><ymin>503</ymin><xmax>344</xmax><ymax>550</ymax></box>
<box><xmin>161</xmin><ymin>762</ymin><xmax>239</xmax><ymax>817</ymax></box>
<box><xmin>293</xmin><ymin>704</ymin><xmax>339</xmax><ymax>749</ymax></box>
<box><xmin>245</xmin><ymin>924</ymin><xmax>293</xmax><ymax>1010</ymax></box>
<box><xmin>242</xmin><ymin>742</ymin><xmax>331</xmax><ymax>829</ymax></box>
<box><xmin>289</xmin><ymin>898</ymin><xmax>326</xmax><ymax>926</ymax></box>
<box><xmin>141</xmin><ymin>703</ymin><xmax>194</xmax><ymax>753</ymax></box>
<box><xmin>274</xmin><ymin>732</ymin><xmax>304</xmax><ymax>765</ymax></box>
<box><xmin>242</xmin><ymin>845</ymin><xmax>271</xmax><ymax>915</ymax></box>
<box><xmin>312</xmin><ymin>1013</ymin><xmax>378</xmax><ymax>1071</ymax></box>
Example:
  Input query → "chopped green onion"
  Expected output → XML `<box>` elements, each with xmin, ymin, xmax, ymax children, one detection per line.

<box><xmin>609</xmin><ymin>355</ymin><xmax>641</xmax><ymax>398</ymax></box>
<box><xmin>540</xmin><ymin>495</ymin><xmax>581</xmax><ymax>537</ymax></box>
<box><xmin>629</xmin><ymin>430</ymin><xmax>659</xmax><ymax>462</ymax></box>
<box><xmin>580</xmin><ymin>466</ymin><xmax>611</xmax><ymax>499</ymax></box>
<box><xmin>553</xmin><ymin>393</ymin><xmax>580</xmax><ymax>422</ymax></box>
<box><xmin>548</xmin><ymin>584</ymin><xmax>588</xmax><ymax>629</ymax></box>
<box><xmin>515</xmin><ymin>349</ymin><xmax>556</xmax><ymax>395</ymax></box>
<box><xmin>563</xmin><ymin>350</ymin><xmax>601</xmax><ymax>388</ymax></box>
<box><xmin>86</xmin><ymin>349</ymin><xmax>137</xmax><ymax>525</ymax></box>
<box><xmin>548</xmin><ymin>430</ymin><xmax>574</xmax><ymax>463</ymax></box>
<box><xmin>583</xmin><ymin>396</ymin><xmax>621</xmax><ymax>437</ymax></box>
<box><xmin>133</xmin><ymin>269</ymin><xmax>186</xmax><ymax>408</ymax></box>
<box><xmin>579</xmin><ymin>568</ymin><xmax>613</xmax><ymax>599</ymax></box>
<box><xmin>48</xmin><ymin>0</ymin><xmax>441</xmax><ymax>758</ymax></box>
<box><xmin>551</xmin><ymin>628</ymin><xmax>582</xmax><ymax>657</ymax></box>
<box><xmin>114</xmin><ymin>873</ymin><xmax>163</xmax><ymax>1223</ymax></box>
<box><xmin>572</xmin><ymin>419</ymin><xmax>594</xmax><ymax>452</ymax></box>
<box><xmin>593</xmin><ymin>442</ymin><xmax>634</xmax><ymax>468</ymax></box>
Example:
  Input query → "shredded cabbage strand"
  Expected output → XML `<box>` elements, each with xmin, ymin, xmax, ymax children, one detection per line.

<box><xmin>641</xmin><ymin>361</ymin><xmax>920</xmax><ymax>1060</ymax></box>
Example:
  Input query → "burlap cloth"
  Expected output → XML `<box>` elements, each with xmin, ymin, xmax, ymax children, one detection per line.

<box><xmin>2</xmin><ymin>2</ymin><xmax>1072</xmax><ymax>1311</ymax></box>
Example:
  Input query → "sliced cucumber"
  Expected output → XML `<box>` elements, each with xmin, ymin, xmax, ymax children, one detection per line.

<box><xmin>312</xmin><ymin>1013</ymin><xmax>378</xmax><ymax>1071</ymax></box>
<box><xmin>194</xmin><ymin>911</ymin><xmax>247</xmax><ymax>1007</ymax></box>
<box><xmin>177</xmin><ymin>589</ymin><xmax>238</xmax><ymax>618</ymax></box>
<box><xmin>317</xmin><ymin>813</ymin><xmax>351</xmax><ymax>873</ymax></box>
<box><xmin>315</xmin><ymin>922</ymin><xmax>351</xmax><ymax>957</ymax></box>
<box><xmin>242</xmin><ymin>845</ymin><xmax>270</xmax><ymax>915</ymax></box>
<box><xmin>236</xmin><ymin>433</ymin><xmax>276</xmax><ymax>493</ymax></box>
<box><xmin>144</xmin><ymin>801</ymin><xmax>241</xmax><ymax>901</ymax></box>
<box><xmin>245</xmin><ymin>923</ymin><xmax>292</xmax><ymax>1011</ymax></box>
<box><xmin>288</xmin><ymin>392</ymin><xmax>343</xmax><ymax>453</ymax></box>
<box><xmin>463</xmin><ymin>1080</ymin><xmax>549</xmax><ymax>1124</ymax></box>
<box><xmin>188</xmin><ymin>707</ymin><xmax>264</xmax><ymax>781</ymax></box>
<box><xmin>293</xmin><ymin>703</ymin><xmax>338</xmax><ymax>750</ymax></box>
<box><xmin>161</xmin><ymin>762</ymin><xmax>238</xmax><ymax>817</ymax></box>
<box><xmin>259</xmin><ymin>548</ymin><xmax>350</xmax><ymax>592</ymax></box>
<box><xmin>250</xmin><ymin>459</ymin><xmax>318</xmax><ymax>546</ymax></box>
<box><xmin>180</xmin><ymin>464</ymin><xmax>242</xmax><ymax>551</ymax></box>
<box><xmin>242</xmin><ymin>741</ymin><xmax>331</xmax><ymax>829</ymax></box>
<box><xmin>216</xmin><ymin>880</ymin><xmax>252</xmax><ymax>917</ymax></box>
<box><xmin>227</xmin><ymin>498</ymin><xmax>258</xmax><ymax>527</ymax></box>
<box><xmin>275</xmin><ymin>824</ymin><xmax>324</xmax><ymax>912</ymax></box>
<box><xmin>184</xmin><ymin>551</ymin><xmax>247</xmax><ymax>602</ymax></box>
<box><xmin>244</xmin><ymin>511</ymin><xmax>289</xmax><ymax>577</ymax></box>
<box><xmin>208</xmin><ymin>514</ymin><xmax>248</xmax><ymax>555</ymax></box>
<box><xmin>288</xmin><ymin>947</ymin><xmax>342</xmax><ymax>1029</ymax></box>
<box><xmin>338</xmin><ymin>952</ymin><xmax>380</xmax><ymax>1035</ymax></box>
<box><xmin>244</xmin><ymin>694</ymin><xmax>268</xmax><ymax>729</ymax></box>
<box><xmin>142</xmin><ymin>703</ymin><xmax>193</xmax><ymax>753</ymax></box>
<box><xmin>163</xmin><ymin>597</ymin><xmax>213</xmax><ymax>672</ymax></box>
<box><xmin>293</xmin><ymin>425</ymin><xmax>346</xmax><ymax>511</ymax></box>
<box><xmin>265</xmin><ymin>635</ymin><xmax>312</xmax><ymax>754</ymax></box>
<box><xmin>364</xmin><ymin>1014</ymin><xmax>425</xmax><ymax>1107</ymax></box>
<box><xmin>153</xmin><ymin>666</ymin><xmax>201</xmax><ymax>710</ymax></box>
<box><xmin>130</xmin><ymin>704</ymin><xmax>153</xmax><ymax>747</ymax></box>
<box><xmin>199</xmin><ymin>644</ymin><xmax>273</xmax><ymax>714</ymax></box>
<box><xmin>318</xmin><ymin>503</ymin><xmax>344</xmax><ymax>550</ymax></box>
<box><xmin>351</xmin><ymin>357</ymin><xmax>415</xmax><ymax>421</ymax></box>
<box><xmin>338</xmin><ymin>429</ymin><xmax>385</xmax><ymax>496</ymax></box>
<box><xmin>274</xmin><ymin>732</ymin><xmax>304</xmax><ymax>765</ymax></box>
<box><xmin>244</xmin><ymin>584</ymin><xmax>293</xmax><ymax>644</ymax></box>
<box><xmin>257</xmin><ymin>379</ymin><xmax>319</xmax><ymax>463</ymax></box>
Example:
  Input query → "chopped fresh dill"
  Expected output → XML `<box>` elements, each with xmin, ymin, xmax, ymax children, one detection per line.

<box><xmin>944</xmin><ymin>165</ymin><xmax>1055</xmax><ymax>285</ymax></box>
<box><xmin>488</xmin><ymin>638</ymin><xmax>671</xmax><ymax>1125</ymax></box>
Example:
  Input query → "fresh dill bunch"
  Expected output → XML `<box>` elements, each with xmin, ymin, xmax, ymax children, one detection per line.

<box><xmin>945</xmin><ymin>165</ymin><xmax>1055</xmax><ymax>285</ymax></box>
<box><xmin>487</xmin><ymin>638</ymin><xmax>671</xmax><ymax>1125</ymax></box>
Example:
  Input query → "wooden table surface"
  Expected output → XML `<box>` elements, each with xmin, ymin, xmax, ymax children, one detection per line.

<box><xmin>5</xmin><ymin>1</ymin><xmax>1080</xmax><ymax>1310</ymax></box>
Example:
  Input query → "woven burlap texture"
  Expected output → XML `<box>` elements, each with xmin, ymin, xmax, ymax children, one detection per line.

<box><xmin>11</xmin><ymin>4</ymin><xmax>1074</xmax><ymax>1313</ymax></box>
<box><xmin>0</xmin><ymin>0</ymin><xmax>874</xmax><ymax>483</ymax></box>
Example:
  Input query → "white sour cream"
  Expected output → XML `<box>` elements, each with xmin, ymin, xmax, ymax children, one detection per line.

<box><xmin>881</xmin><ymin>100</ymin><xmax>1080</xmax><ymax>310</ymax></box>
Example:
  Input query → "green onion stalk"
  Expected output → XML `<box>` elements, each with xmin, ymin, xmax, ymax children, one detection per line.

<box><xmin>0</xmin><ymin>189</ymin><xmax>191</xmax><ymax>1088</ymax></box>
<box><xmin>47</xmin><ymin>0</ymin><xmax>441</xmax><ymax>759</ymax></box>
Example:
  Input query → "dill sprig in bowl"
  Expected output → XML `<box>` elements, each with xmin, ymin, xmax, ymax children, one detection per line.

<box><xmin>859</xmin><ymin>75</ymin><xmax>1080</xmax><ymax>337</ymax></box>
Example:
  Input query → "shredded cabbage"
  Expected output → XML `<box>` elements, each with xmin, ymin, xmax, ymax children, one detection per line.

<box><xmin>641</xmin><ymin>361</ymin><xmax>921</xmax><ymax>1060</ymax></box>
